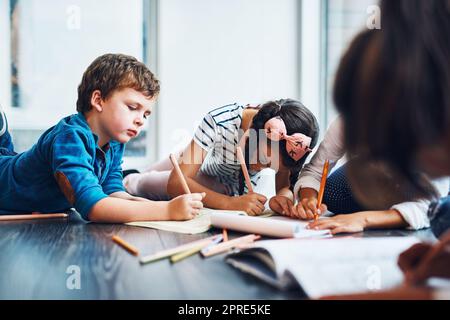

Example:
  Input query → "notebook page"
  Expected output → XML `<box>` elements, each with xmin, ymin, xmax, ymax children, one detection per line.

<box><xmin>248</xmin><ymin>237</ymin><xmax>419</xmax><ymax>298</ymax></box>
<box><xmin>126</xmin><ymin>209</ymin><xmax>211</xmax><ymax>234</ymax></box>
<box><xmin>125</xmin><ymin>208</ymin><xmax>243</xmax><ymax>234</ymax></box>
<box><xmin>126</xmin><ymin>208</ymin><xmax>276</xmax><ymax>234</ymax></box>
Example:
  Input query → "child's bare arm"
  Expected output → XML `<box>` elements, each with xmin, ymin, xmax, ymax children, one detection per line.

<box><xmin>167</xmin><ymin>141</ymin><xmax>267</xmax><ymax>214</ymax></box>
<box><xmin>275</xmin><ymin>169</ymin><xmax>292</xmax><ymax>198</ymax></box>
<box><xmin>269</xmin><ymin>169</ymin><xmax>297</xmax><ymax>216</ymax></box>
<box><xmin>109</xmin><ymin>191</ymin><xmax>149</xmax><ymax>202</ymax></box>
<box><xmin>307</xmin><ymin>209</ymin><xmax>408</xmax><ymax>235</ymax></box>
<box><xmin>88</xmin><ymin>193</ymin><xmax>204</xmax><ymax>223</ymax></box>
<box><xmin>299</xmin><ymin>187</ymin><xmax>318</xmax><ymax>201</ymax></box>
<box><xmin>168</xmin><ymin>165</ymin><xmax>231</xmax><ymax>210</ymax></box>
<box><xmin>169</xmin><ymin>167</ymin><xmax>266</xmax><ymax>214</ymax></box>
<box><xmin>167</xmin><ymin>141</ymin><xmax>230</xmax><ymax>206</ymax></box>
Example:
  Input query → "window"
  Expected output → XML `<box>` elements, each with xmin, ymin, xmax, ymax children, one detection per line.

<box><xmin>0</xmin><ymin>0</ymin><xmax>156</xmax><ymax>167</ymax></box>
<box><xmin>322</xmin><ymin>0</ymin><xmax>377</xmax><ymax>125</ymax></box>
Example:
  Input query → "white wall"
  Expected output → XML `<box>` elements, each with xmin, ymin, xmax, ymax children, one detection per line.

<box><xmin>0</xmin><ymin>0</ymin><xmax>11</xmax><ymax>108</ymax></box>
<box><xmin>156</xmin><ymin>0</ymin><xmax>300</xmax><ymax>160</ymax></box>
<box><xmin>5</xmin><ymin>0</ymin><xmax>143</xmax><ymax>129</ymax></box>
<box><xmin>300</xmin><ymin>0</ymin><xmax>322</xmax><ymax>126</ymax></box>
<box><xmin>325</xmin><ymin>0</ymin><xmax>376</xmax><ymax>124</ymax></box>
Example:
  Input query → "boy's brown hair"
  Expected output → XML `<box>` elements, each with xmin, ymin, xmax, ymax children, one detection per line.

<box><xmin>76</xmin><ymin>54</ymin><xmax>160</xmax><ymax>113</ymax></box>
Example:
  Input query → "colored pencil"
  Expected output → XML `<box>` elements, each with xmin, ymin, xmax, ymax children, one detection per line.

<box><xmin>200</xmin><ymin>235</ymin><xmax>224</xmax><ymax>256</ymax></box>
<box><xmin>112</xmin><ymin>235</ymin><xmax>140</xmax><ymax>256</ymax></box>
<box><xmin>222</xmin><ymin>228</ymin><xmax>229</xmax><ymax>242</ymax></box>
<box><xmin>201</xmin><ymin>234</ymin><xmax>260</xmax><ymax>258</ymax></box>
<box><xmin>169</xmin><ymin>153</ymin><xmax>191</xmax><ymax>194</ymax></box>
<box><xmin>140</xmin><ymin>235</ymin><xmax>218</xmax><ymax>264</ymax></box>
<box><xmin>170</xmin><ymin>242</ymin><xmax>211</xmax><ymax>263</ymax></box>
<box><xmin>0</xmin><ymin>213</ymin><xmax>68</xmax><ymax>221</ymax></box>
<box><xmin>316</xmin><ymin>160</ymin><xmax>330</xmax><ymax>220</ymax></box>
<box><xmin>236</xmin><ymin>146</ymin><xmax>253</xmax><ymax>193</ymax></box>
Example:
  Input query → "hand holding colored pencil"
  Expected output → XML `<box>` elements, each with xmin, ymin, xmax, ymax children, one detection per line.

<box><xmin>169</xmin><ymin>153</ymin><xmax>206</xmax><ymax>219</ymax></box>
<box><xmin>235</xmin><ymin>146</ymin><xmax>268</xmax><ymax>216</ymax></box>
<box><xmin>315</xmin><ymin>160</ymin><xmax>330</xmax><ymax>220</ymax></box>
<box><xmin>170</xmin><ymin>154</ymin><xmax>191</xmax><ymax>194</ymax></box>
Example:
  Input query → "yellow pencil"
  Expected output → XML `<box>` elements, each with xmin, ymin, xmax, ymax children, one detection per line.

<box><xmin>170</xmin><ymin>243</ymin><xmax>209</xmax><ymax>263</ymax></box>
<box><xmin>140</xmin><ymin>235</ymin><xmax>218</xmax><ymax>264</ymax></box>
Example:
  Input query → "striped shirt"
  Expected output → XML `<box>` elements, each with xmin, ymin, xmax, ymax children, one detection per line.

<box><xmin>193</xmin><ymin>103</ymin><xmax>262</xmax><ymax>196</ymax></box>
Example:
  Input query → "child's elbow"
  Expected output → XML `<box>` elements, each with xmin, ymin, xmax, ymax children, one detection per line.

<box><xmin>87</xmin><ymin>206</ymin><xmax>102</xmax><ymax>223</ymax></box>
<box><xmin>86</xmin><ymin>198</ymin><xmax>109</xmax><ymax>223</ymax></box>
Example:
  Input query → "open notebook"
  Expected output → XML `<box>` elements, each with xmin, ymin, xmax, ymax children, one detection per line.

<box><xmin>225</xmin><ymin>237</ymin><xmax>419</xmax><ymax>298</ymax></box>
<box><xmin>126</xmin><ymin>208</ymin><xmax>246</xmax><ymax>234</ymax></box>
<box><xmin>126</xmin><ymin>208</ymin><xmax>331</xmax><ymax>238</ymax></box>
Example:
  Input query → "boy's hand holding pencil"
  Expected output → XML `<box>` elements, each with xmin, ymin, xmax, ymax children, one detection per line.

<box><xmin>168</xmin><ymin>154</ymin><xmax>205</xmax><ymax>220</ymax></box>
<box><xmin>167</xmin><ymin>193</ymin><xmax>205</xmax><ymax>220</ymax></box>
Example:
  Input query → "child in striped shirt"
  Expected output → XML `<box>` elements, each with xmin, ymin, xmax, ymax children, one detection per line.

<box><xmin>124</xmin><ymin>99</ymin><xmax>320</xmax><ymax>215</ymax></box>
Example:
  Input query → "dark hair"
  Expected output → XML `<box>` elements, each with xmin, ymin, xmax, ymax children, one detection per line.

<box><xmin>239</xmin><ymin>99</ymin><xmax>319</xmax><ymax>193</ymax></box>
<box><xmin>76</xmin><ymin>54</ymin><xmax>160</xmax><ymax>113</ymax></box>
<box><xmin>334</xmin><ymin>0</ymin><xmax>450</xmax><ymax>207</ymax></box>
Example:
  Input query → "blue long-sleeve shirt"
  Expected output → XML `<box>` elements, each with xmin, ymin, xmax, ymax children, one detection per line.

<box><xmin>0</xmin><ymin>113</ymin><xmax>125</xmax><ymax>220</ymax></box>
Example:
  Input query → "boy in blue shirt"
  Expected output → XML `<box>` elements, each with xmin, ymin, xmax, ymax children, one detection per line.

<box><xmin>0</xmin><ymin>54</ymin><xmax>204</xmax><ymax>222</ymax></box>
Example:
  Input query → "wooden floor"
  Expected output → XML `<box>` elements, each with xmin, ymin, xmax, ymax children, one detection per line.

<box><xmin>0</xmin><ymin>211</ymin><xmax>436</xmax><ymax>300</ymax></box>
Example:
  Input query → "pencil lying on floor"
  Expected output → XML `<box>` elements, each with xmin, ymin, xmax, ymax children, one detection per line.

<box><xmin>0</xmin><ymin>213</ymin><xmax>68</xmax><ymax>221</ymax></box>
<box><xmin>200</xmin><ymin>235</ymin><xmax>224</xmax><ymax>256</ymax></box>
<box><xmin>169</xmin><ymin>153</ymin><xmax>191</xmax><ymax>194</ymax></box>
<box><xmin>316</xmin><ymin>160</ymin><xmax>330</xmax><ymax>221</ymax></box>
<box><xmin>170</xmin><ymin>236</ymin><xmax>222</xmax><ymax>264</ymax></box>
<box><xmin>112</xmin><ymin>235</ymin><xmax>140</xmax><ymax>256</ymax></box>
<box><xmin>140</xmin><ymin>235</ymin><xmax>219</xmax><ymax>264</ymax></box>
<box><xmin>236</xmin><ymin>146</ymin><xmax>253</xmax><ymax>193</ymax></box>
<box><xmin>201</xmin><ymin>234</ymin><xmax>261</xmax><ymax>258</ymax></box>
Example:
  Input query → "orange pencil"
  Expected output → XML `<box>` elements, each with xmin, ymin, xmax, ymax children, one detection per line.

<box><xmin>112</xmin><ymin>235</ymin><xmax>140</xmax><ymax>256</ymax></box>
<box><xmin>169</xmin><ymin>153</ymin><xmax>191</xmax><ymax>194</ymax></box>
<box><xmin>236</xmin><ymin>147</ymin><xmax>253</xmax><ymax>193</ymax></box>
<box><xmin>222</xmin><ymin>229</ymin><xmax>228</xmax><ymax>242</ymax></box>
<box><xmin>0</xmin><ymin>213</ymin><xmax>68</xmax><ymax>222</ymax></box>
<box><xmin>316</xmin><ymin>160</ymin><xmax>330</xmax><ymax>220</ymax></box>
